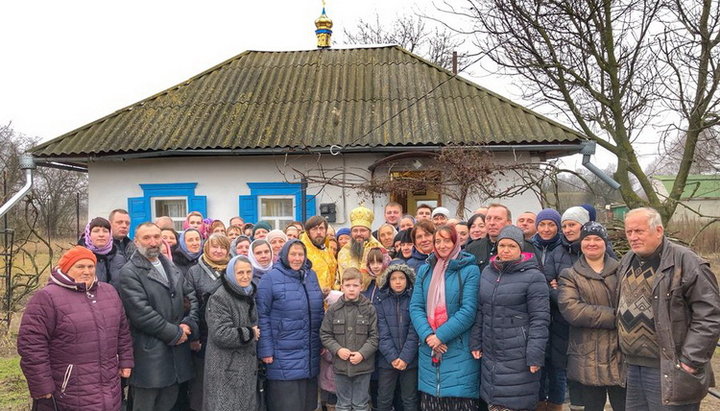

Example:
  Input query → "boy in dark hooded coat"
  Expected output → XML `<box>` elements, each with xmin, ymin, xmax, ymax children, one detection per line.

<box><xmin>374</xmin><ymin>263</ymin><xmax>419</xmax><ymax>411</ymax></box>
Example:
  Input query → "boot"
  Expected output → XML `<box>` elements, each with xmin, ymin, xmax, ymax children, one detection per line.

<box><xmin>547</xmin><ymin>402</ymin><xmax>564</xmax><ymax>411</ymax></box>
<box><xmin>535</xmin><ymin>400</ymin><xmax>548</xmax><ymax>411</ymax></box>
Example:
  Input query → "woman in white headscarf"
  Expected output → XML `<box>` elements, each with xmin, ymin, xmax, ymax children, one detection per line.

<box><xmin>248</xmin><ymin>239</ymin><xmax>274</xmax><ymax>285</ymax></box>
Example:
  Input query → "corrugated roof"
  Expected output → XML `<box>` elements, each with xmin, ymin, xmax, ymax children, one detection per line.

<box><xmin>31</xmin><ymin>45</ymin><xmax>585</xmax><ymax>158</ymax></box>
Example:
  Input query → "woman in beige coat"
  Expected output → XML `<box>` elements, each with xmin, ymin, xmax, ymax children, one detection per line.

<box><xmin>558</xmin><ymin>222</ymin><xmax>625</xmax><ymax>411</ymax></box>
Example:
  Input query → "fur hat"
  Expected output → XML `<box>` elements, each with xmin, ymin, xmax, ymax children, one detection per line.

<box><xmin>377</xmin><ymin>263</ymin><xmax>416</xmax><ymax>290</ymax></box>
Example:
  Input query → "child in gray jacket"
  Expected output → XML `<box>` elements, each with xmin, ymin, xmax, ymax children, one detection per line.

<box><xmin>320</xmin><ymin>268</ymin><xmax>379</xmax><ymax>411</ymax></box>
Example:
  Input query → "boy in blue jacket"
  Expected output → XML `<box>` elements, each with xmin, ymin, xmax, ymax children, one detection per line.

<box><xmin>374</xmin><ymin>263</ymin><xmax>419</xmax><ymax>411</ymax></box>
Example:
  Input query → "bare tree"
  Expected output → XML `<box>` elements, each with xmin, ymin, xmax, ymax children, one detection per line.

<box><xmin>438</xmin><ymin>0</ymin><xmax>720</xmax><ymax>223</ymax></box>
<box><xmin>0</xmin><ymin>123</ymin><xmax>87</xmax><ymax>237</ymax></box>
<box><xmin>279</xmin><ymin>146</ymin><xmax>559</xmax><ymax>218</ymax></box>
<box><xmin>648</xmin><ymin>127</ymin><xmax>720</xmax><ymax>176</ymax></box>
<box><xmin>343</xmin><ymin>13</ymin><xmax>466</xmax><ymax>69</ymax></box>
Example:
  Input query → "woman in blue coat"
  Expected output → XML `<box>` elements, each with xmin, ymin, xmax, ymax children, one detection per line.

<box><xmin>256</xmin><ymin>239</ymin><xmax>325</xmax><ymax>411</ymax></box>
<box><xmin>410</xmin><ymin>224</ymin><xmax>481</xmax><ymax>410</ymax></box>
<box><xmin>471</xmin><ymin>226</ymin><xmax>550</xmax><ymax>411</ymax></box>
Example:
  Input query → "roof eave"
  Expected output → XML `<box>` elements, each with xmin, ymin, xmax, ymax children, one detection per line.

<box><xmin>32</xmin><ymin>141</ymin><xmax>588</xmax><ymax>170</ymax></box>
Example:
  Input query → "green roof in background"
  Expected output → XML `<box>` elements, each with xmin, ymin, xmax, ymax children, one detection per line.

<box><xmin>31</xmin><ymin>45</ymin><xmax>585</xmax><ymax>159</ymax></box>
<box><xmin>656</xmin><ymin>175</ymin><xmax>720</xmax><ymax>199</ymax></box>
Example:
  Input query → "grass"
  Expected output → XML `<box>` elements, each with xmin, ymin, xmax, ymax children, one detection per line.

<box><xmin>0</xmin><ymin>356</ymin><xmax>29</xmax><ymax>410</ymax></box>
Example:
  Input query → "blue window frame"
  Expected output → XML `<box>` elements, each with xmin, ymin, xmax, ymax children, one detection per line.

<box><xmin>128</xmin><ymin>183</ymin><xmax>207</xmax><ymax>238</ymax></box>
<box><xmin>239</xmin><ymin>182</ymin><xmax>316</xmax><ymax>224</ymax></box>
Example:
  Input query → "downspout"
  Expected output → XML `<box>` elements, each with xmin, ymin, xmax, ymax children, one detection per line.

<box><xmin>580</xmin><ymin>141</ymin><xmax>620</xmax><ymax>189</ymax></box>
<box><xmin>0</xmin><ymin>154</ymin><xmax>36</xmax><ymax>219</ymax></box>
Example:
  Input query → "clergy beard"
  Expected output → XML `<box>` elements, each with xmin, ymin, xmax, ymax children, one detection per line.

<box><xmin>350</xmin><ymin>237</ymin><xmax>367</xmax><ymax>259</ymax></box>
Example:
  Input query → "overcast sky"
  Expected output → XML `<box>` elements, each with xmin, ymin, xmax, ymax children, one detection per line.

<box><xmin>1</xmin><ymin>0</ymin><xmax>632</xmax><ymax>169</ymax></box>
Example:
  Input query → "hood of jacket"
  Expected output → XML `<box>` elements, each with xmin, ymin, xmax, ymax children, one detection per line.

<box><xmin>573</xmin><ymin>254</ymin><xmax>620</xmax><ymax>280</ymax></box>
<box><xmin>425</xmin><ymin>250</ymin><xmax>477</xmax><ymax>272</ymax></box>
<box><xmin>489</xmin><ymin>252</ymin><xmax>540</xmax><ymax>273</ymax></box>
<box><xmin>531</xmin><ymin>232</ymin><xmax>563</xmax><ymax>251</ymax></box>
<box><xmin>410</xmin><ymin>247</ymin><xmax>430</xmax><ymax>262</ymax></box>
<box><xmin>561</xmin><ymin>235</ymin><xmax>582</xmax><ymax>255</ymax></box>
<box><xmin>49</xmin><ymin>267</ymin><xmax>98</xmax><ymax>293</ymax></box>
<box><xmin>377</xmin><ymin>263</ymin><xmax>416</xmax><ymax>290</ymax></box>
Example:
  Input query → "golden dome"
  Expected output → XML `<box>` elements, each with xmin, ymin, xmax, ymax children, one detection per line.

<box><xmin>315</xmin><ymin>5</ymin><xmax>333</xmax><ymax>49</ymax></box>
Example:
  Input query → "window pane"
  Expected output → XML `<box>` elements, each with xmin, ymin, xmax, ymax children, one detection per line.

<box><xmin>155</xmin><ymin>199</ymin><xmax>187</xmax><ymax>218</ymax></box>
<box><xmin>261</xmin><ymin>198</ymin><xmax>294</xmax><ymax>217</ymax></box>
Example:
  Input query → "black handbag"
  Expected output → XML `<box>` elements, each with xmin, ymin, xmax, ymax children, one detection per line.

<box><xmin>31</xmin><ymin>396</ymin><xmax>58</xmax><ymax>411</ymax></box>
<box><xmin>256</xmin><ymin>362</ymin><xmax>267</xmax><ymax>411</ymax></box>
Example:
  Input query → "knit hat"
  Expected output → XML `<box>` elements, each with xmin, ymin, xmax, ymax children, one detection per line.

<box><xmin>252</xmin><ymin>221</ymin><xmax>272</xmax><ymax>237</ymax></box>
<box><xmin>535</xmin><ymin>208</ymin><xmax>561</xmax><ymax>229</ymax></box>
<box><xmin>265</xmin><ymin>229</ymin><xmax>288</xmax><ymax>244</ymax></box>
<box><xmin>561</xmin><ymin>206</ymin><xmax>590</xmax><ymax>225</ymax></box>
<box><xmin>432</xmin><ymin>207</ymin><xmax>450</xmax><ymax>218</ymax></box>
<box><xmin>581</xmin><ymin>204</ymin><xmax>597</xmax><ymax>222</ymax></box>
<box><xmin>349</xmin><ymin>206</ymin><xmax>374</xmax><ymax>230</ymax></box>
<box><xmin>580</xmin><ymin>221</ymin><xmax>609</xmax><ymax>243</ymax></box>
<box><xmin>336</xmin><ymin>227</ymin><xmax>351</xmax><ymax>239</ymax></box>
<box><xmin>497</xmin><ymin>225</ymin><xmax>525</xmax><ymax>248</ymax></box>
<box><xmin>58</xmin><ymin>246</ymin><xmax>97</xmax><ymax>273</ymax></box>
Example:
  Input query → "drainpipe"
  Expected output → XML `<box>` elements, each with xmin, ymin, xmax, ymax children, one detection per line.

<box><xmin>0</xmin><ymin>154</ymin><xmax>36</xmax><ymax>219</ymax></box>
<box><xmin>580</xmin><ymin>141</ymin><xmax>620</xmax><ymax>189</ymax></box>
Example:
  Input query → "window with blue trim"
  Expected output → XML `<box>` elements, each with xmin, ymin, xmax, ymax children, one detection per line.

<box><xmin>127</xmin><ymin>183</ymin><xmax>207</xmax><ymax>238</ymax></box>
<box><xmin>239</xmin><ymin>182</ymin><xmax>316</xmax><ymax>226</ymax></box>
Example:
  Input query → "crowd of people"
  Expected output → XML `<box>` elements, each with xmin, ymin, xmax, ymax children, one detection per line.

<box><xmin>16</xmin><ymin>201</ymin><xmax>720</xmax><ymax>411</ymax></box>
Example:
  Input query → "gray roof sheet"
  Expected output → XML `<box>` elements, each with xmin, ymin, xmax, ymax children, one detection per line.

<box><xmin>31</xmin><ymin>45</ymin><xmax>585</xmax><ymax>158</ymax></box>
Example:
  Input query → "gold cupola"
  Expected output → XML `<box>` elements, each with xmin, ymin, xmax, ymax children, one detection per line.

<box><xmin>315</xmin><ymin>2</ymin><xmax>333</xmax><ymax>49</ymax></box>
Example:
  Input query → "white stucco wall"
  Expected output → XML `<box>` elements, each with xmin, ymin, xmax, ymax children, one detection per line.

<box><xmin>87</xmin><ymin>152</ymin><xmax>543</xmax><ymax>228</ymax></box>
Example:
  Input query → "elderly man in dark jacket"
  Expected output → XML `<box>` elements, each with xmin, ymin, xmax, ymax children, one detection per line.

<box><xmin>119</xmin><ymin>223</ymin><xmax>199</xmax><ymax>411</ymax></box>
<box><xmin>618</xmin><ymin>207</ymin><xmax>720</xmax><ymax>410</ymax></box>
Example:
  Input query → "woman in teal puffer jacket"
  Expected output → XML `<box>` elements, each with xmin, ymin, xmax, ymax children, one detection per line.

<box><xmin>410</xmin><ymin>225</ymin><xmax>481</xmax><ymax>410</ymax></box>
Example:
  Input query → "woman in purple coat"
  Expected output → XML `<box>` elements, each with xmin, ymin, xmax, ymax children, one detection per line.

<box><xmin>17</xmin><ymin>246</ymin><xmax>134</xmax><ymax>410</ymax></box>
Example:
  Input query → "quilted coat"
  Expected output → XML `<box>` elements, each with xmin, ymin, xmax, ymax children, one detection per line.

<box><xmin>405</xmin><ymin>247</ymin><xmax>429</xmax><ymax>274</ymax></box>
<box><xmin>256</xmin><ymin>240</ymin><xmax>325</xmax><ymax>381</ymax></box>
<box><xmin>119</xmin><ymin>252</ymin><xmax>199</xmax><ymax>389</ymax></box>
<box><xmin>374</xmin><ymin>264</ymin><xmax>418</xmax><ymax>369</ymax></box>
<box><xmin>410</xmin><ymin>251</ymin><xmax>480</xmax><ymax>399</ymax></box>
<box><xmin>18</xmin><ymin>269</ymin><xmax>134</xmax><ymax>410</ymax></box>
<box><xmin>542</xmin><ymin>237</ymin><xmax>580</xmax><ymax>369</ymax></box>
<box><xmin>558</xmin><ymin>255</ymin><xmax>624</xmax><ymax>387</ymax></box>
<box><xmin>471</xmin><ymin>253</ymin><xmax>550</xmax><ymax>410</ymax></box>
